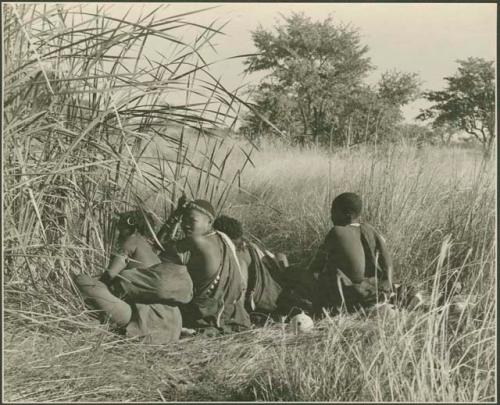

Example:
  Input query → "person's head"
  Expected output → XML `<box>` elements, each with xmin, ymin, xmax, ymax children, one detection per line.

<box><xmin>213</xmin><ymin>215</ymin><xmax>244</xmax><ymax>248</ymax></box>
<box><xmin>331</xmin><ymin>193</ymin><xmax>362</xmax><ymax>226</ymax></box>
<box><xmin>115</xmin><ymin>210</ymin><xmax>155</xmax><ymax>242</ymax></box>
<box><xmin>181</xmin><ymin>199</ymin><xmax>215</xmax><ymax>238</ymax></box>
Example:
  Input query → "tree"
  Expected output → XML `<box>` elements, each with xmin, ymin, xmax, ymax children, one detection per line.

<box><xmin>242</xmin><ymin>14</ymin><xmax>421</xmax><ymax>147</ymax></box>
<box><xmin>417</xmin><ymin>58</ymin><xmax>495</xmax><ymax>154</ymax></box>
<box><xmin>243</xmin><ymin>13</ymin><xmax>372</xmax><ymax>144</ymax></box>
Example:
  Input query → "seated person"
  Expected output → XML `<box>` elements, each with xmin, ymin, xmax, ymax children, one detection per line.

<box><xmin>309</xmin><ymin>192</ymin><xmax>394</xmax><ymax>316</ymax></box>
<box><xmin>74</xmin><ymin>210</ymin><xmax>193</xmax><ymax>344</ymax></box>
<box><xmin>158</xmin><ymin>200</ymin><xmax>251</xmax><ymax>335</ymax></box>
<box><xmin>213</xmin><ymin>215</ymin><xmax>287</xmax><ymax>317</ymax></box>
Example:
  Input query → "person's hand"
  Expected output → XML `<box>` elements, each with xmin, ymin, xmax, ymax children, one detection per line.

<box><xmin>174</xmin><ymin>195</ymin><xmax>189</xmax><ymax>215</ymax></box>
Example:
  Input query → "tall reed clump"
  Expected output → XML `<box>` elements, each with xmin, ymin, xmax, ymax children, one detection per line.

<box><xmin>3</xmin><ymin>4</ymin><xmax>254</xmax><ymax>312</ymax></box>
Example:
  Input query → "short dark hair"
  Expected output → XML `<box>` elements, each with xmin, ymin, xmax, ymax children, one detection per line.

<box><xmin>331</xmin><ymin>193</ymin><xmax>362</xmax><ymax>220</ymax></box>
<box><xmin>213</xmin><ymin>215</ymin><xmax>243</xmax><ymax>240</ymax></box>
<box><xmin>116</xmin><ymin>210</ymin><xmax>156</xmax><ymax>236</ymax></box>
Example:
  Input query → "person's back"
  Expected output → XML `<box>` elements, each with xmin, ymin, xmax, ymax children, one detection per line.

<box><xmin>167</xmin><ymin>200</ymin><xmax>251</xmax><ymax>333</ymax></box>
<box><xmin>310</xmin><ymin>193</ymin><xmax>393</xmax><ymax>315</ymax></box>
<box><xmin>122</xmin><ymin>233</ymin><xmax>161</xmax><ymax>270</ymax></box>
<box><xmin>323</xmin><ymin>225</ymin><xmax>365</xmax><ymax>283</ymax></box>
<box><xmin>183</xmin><ymin>233</ymin><xmax>223</xmax><ymax>292</ymax></box>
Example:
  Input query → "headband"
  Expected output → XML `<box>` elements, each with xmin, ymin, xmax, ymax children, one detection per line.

<box><xmin>187</xmin><ymin>201</ymin><xmax>215</xmax><ymax>221</ymax></box>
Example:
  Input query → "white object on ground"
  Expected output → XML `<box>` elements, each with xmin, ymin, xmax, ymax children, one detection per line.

<box><xmin>369</xmin><ymin>302</ymin><xmax>397</xmax><ymax>318</ymax></box>
<box><xmin>180</xmin><ymin>327</ymin><xmax>197</xmax><ymax>337</ymax></box>
<box><xmin>289</xmin><ymin>313</ymin><xmax>314</xmax><ymax>334</ymax></box>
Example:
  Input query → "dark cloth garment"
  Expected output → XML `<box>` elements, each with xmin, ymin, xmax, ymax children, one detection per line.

<box><xmin>245</xmin><ymin>241</ymin><xmax>283</xmax><ymax>314</ymax></box>
<box><xmin>126</xmin><ymin>302</ymin><xmax>183</xmax><ymax>344</ymax></box>
<box><xmin>314</xmin><ymin>271</ymin><xmax>367</xmax><ymax>315</ymax></box>
<box><xmin>265</xmin><ymin>262</ymin><xmax>314</xmax><ymax>318</ymax></box>
<box><xmin>359</xmin><ymin>223</ymin><xmax>393</xmax><ymax>280</ymax></box>
<box><xmin>74</xmin><ymin>274</ymin><xmax>183</xmax><ymax>344</ymax></box>
<box><xmin>180</xmin><ymin>231</ymin><xmax>251</xmax><ymax>332</ymax></box>
<box><xmin>313</xmin><ymin>222</ymin><xmax>393</xmax><ymax>315</ymax></box>
<box><xmin>110</xmin><ymin>261</ymin><xmax>193</xmax><ymax>305</ymax></box>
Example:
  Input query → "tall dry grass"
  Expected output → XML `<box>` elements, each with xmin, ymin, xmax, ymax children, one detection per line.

<box><xmin>4</xmin><ymin>138</ymin><xmax>496</xmax><ymax>402</ymax></box>
<box><xmin>220</xmin><ymin>140</ymin><xmax>495</xmax><ymax>402</ymax></box>
<box><xmin>3</xmin><ymin>4</ymin><xmax>254</xmax><ymax>294</ymax></box>
<box><xmin>3</xmin><ymin>4</ymin><xmax>496</xmax><ymax>403</ymax></box>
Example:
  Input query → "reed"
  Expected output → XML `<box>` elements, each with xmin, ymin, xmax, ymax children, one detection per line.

<box><xmin>3</xmin><ymin>4</ymin><xmax>496</xmax><ymax>402</ymax></box>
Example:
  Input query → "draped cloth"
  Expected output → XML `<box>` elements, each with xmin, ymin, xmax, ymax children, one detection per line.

<box><xmin>180</xmin><ymin>231</ymin><xmax>251</xmax><ymax>333</ymax></box>
<box><xmin>74</xmin><ymin>261</ymin><xmax>193</xmax><ymax>344</ymax></box>
<box><xmin>245</xmin><ymin>241</ymin><xmax>283</xmax><ymax>314</ymax></box>
<box><xmin>314</xmin><ymin>222</ymin><xmax>393</xmax><ymax>314</ymax></box>
<box><xmin>111</xmin><ymin>262</ymin><xmax>193</xmax><ymax>305</ymax></box>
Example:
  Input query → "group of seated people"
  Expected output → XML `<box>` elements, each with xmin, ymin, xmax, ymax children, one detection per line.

<box><xmin>74</xmin><ymin>192</ymin><xmax>411</xmax><ymax>344</ymax></box>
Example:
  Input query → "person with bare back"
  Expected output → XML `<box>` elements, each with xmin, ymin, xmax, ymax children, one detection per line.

<box><xmin>157</xmin><ymin>199</ymin><xmax>251</xmax><ymax>335</ymax></box>
<box><xmin>309</xmin><ymin>192</ymin><xmax>394</xmax><ymax>315</ymax></box>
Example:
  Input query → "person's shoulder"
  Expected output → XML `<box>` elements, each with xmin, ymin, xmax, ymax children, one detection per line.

<box><xmin>328</xmin><ymin>225</ymin><xmax>353</xmax><ymax>237</ymax></box>
<box><xmin>325</xmin><ymin>226</ymin><xmax>336</xmax><ymax>237</ymax></box>
<box><xmin>323</xmin><ymin>226</ymin><xmax>348</xmax><ymax>245</ymax></box>
<box><xmin>190</xmin><ymin>234</ymin><xmax>219</xmax><ymax>251</ymax></box>
<box><xmin>129</xmin><ymin>233</ymin><xmax>153</xmax><ymax>246</ymax></box>
<box><xmin>119</xmin><ymin>233</ymin><xmax>142</xmax><ymax>254</ymax></box>
<box><xmin>361</xmin><ymin>222</ymin><xmax>387</xmax><ymax>242</ymax></box>
<box><xmin>360</xmin><ymin>221</ymin><xmax>377</xmax><ymax>233</ymax></box>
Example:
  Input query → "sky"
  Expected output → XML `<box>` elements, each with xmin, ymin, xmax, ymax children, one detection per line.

<box><xmin>101</xmin><ymin>3</ymin><xmax>496</xmax><ymax>123</ymax></box>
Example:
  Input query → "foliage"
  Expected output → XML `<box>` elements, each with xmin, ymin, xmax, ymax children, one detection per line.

<box><xmin>417</xmin><ymin>58</ymin><xmax>495</xmax><ymax>153</ymax></box>
<box><xmin>241</xmin><ymin>13</ymin><xmax>420</xmax><ymax>146</ymax></box>
<box><xmin>3</xmin><ymin>4</ymin><xmax>254</xmax><ymax>290</ymax></box>
<box><xmin>242</xmin><ymin>13</ymin><xmax>372</xmax><ymax>144</ymax></box>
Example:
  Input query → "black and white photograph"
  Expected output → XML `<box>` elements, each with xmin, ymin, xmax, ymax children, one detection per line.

<box><xmin>2</xmin><ymin>2</ymin><xmax>496</xmax><ymax>402</ymax></box>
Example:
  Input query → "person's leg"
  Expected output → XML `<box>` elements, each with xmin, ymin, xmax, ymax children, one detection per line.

<box><xmin>126</xmin><ymin>303</ymin><xmax>183</xmax><ymax>344</ymax></box>
<box><xmin>74</xmin><ymin>274</ymin><xmax>132</xmax><ymax>327</ymax></box>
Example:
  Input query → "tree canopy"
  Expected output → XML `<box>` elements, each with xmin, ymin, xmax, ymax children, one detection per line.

<box><xmin>242</xmin><ymin>13</ymin><xmax>420</xmax><ymax>146</ymax></box>
<box><xmin>417</xmin><ymin>58</ymin><xmax>495</xmax><ymax>153</ymax></box>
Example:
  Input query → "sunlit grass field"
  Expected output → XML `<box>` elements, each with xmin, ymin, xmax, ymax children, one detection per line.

<box><xmin>4</xmin><ymin>139</ymin><xmax>496</xmax><ymax>402</ymax></box>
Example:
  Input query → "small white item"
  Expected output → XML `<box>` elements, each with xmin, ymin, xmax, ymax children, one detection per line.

<box><xmin>370</xmin><ymin>302</ymin><xmax>397</xmax><ymax>318</ymax></box>
<box><xmin>289</xmin><ymin>312</ymin><xmax>314</xmax><ymax>334</ymax></box>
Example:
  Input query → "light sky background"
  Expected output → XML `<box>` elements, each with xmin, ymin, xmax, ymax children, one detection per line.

<box><xmin>103</xmin><ymin>3</ymin><xmax>496</xmax><ymax>123</ymax></box>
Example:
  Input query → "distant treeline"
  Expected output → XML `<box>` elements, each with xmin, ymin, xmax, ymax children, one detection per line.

<box><xmin>239</xmin><ymin>13</ymin><xmax>495</xmax><ymax>154</ymax></box>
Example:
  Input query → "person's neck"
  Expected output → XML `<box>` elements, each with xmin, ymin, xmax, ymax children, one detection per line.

<box><xmin>203</xmin><ymin>229</ymin><xmax>216</xmax><ymax>237</ymax></box>
<box><xmin>333</xmin><ymin>218</ymin><xmax>361</xmax><ymax>227</ymax></box>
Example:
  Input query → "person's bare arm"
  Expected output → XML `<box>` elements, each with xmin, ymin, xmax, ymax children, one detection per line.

<box><xmin>100</xmin><ymin>237</ymin><xmax>136</xmax><ymax>284</ymax></box>
<box><xmin>157</xmin><ymin>196</ymin><xmax>188</xmax><ymax>247</ymax></box>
